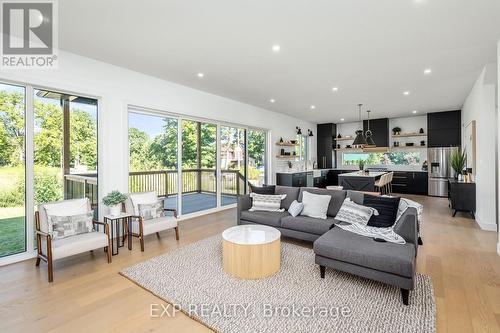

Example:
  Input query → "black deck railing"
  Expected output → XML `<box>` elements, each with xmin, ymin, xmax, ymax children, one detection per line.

<box><xmin>64</xmin><ymin>169</ymin><xmax>246</xmax><ymax>204</ymax></box>
<box><xmin>128</xmin><ymin>169</ymin><xmax>245</xmax><ymax>197</ymax></box>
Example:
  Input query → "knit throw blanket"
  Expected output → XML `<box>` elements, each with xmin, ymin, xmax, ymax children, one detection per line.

<box><xmin>335</xmin><ymin>198</ymin><xmax>423</xmax><ymax>244</ymax></box>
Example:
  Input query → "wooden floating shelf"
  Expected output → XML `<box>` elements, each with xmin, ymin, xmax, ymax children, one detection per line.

<box><xmin>275</xmin><ymin>155</ymin><xmax>297</xmax><ymax>159</ymax></box>
<box><xmin>334</xmin><ymin>137</ymin><xmax>354</xmax><ymax>141</ymax></box>
<box><xmin>391</xmin><ymin>133</ymin><xmax>427</xmax><ymax>138</ymax></box>
<box><xmin>275</xmin><ymin>142</ymin><xmax>296</xmax><ymax>147</ymax></box>
<box><xmin>392</xmin><ymin>145</ymin><xmax>427</xmax><ymax>149</ymax></box>
<box><xmin>334</xmin><ymin>148</ymin><xmax>363</xmax><ymax>152</ymax></box>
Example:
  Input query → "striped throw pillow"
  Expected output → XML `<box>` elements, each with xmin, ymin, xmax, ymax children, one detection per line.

<box><xmin>249</xmin><ymin>193</ymin><xmax>287</xmax><ymax>212</ymax></box>
<box><xmin>335</xmin><ymin>198</ymin><xmax>378</xmax><ymax>226</ymax></box>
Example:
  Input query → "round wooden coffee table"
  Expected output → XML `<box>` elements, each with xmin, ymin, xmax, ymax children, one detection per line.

<box><xmin>222</xmin><ymin>225</ymin><xmax>281</xmax><ymax>279</ymax></box>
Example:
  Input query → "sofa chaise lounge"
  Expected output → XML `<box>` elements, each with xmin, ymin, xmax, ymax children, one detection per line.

<box><xmin>237</xmin><ymin>186</ymin><xmax>418</xmax><ymax>305</ymax></box>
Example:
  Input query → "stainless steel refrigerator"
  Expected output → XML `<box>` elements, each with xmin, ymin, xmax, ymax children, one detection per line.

<box><xmin>428</xmin><ymin>147</ymin><xmax>459</xmax><ymax>197</ymax></box>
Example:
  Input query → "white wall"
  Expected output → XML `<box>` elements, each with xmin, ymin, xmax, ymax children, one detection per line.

<box><xmin>0</xmin><ymin>50</ymin><xmax>316</xmax><ymax>215</ymax></box>
<box><xmin>462</xmin><ymin>63</ymin><xmax>498</xmax><ymax>231</ymax></box>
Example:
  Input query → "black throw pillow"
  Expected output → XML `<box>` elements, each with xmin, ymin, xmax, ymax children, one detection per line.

<box><xmin>248</xmin><ymin>183</ymin><xmax>276</xmax><ymax>195</ymax></box>
<box><xmin>363</xmin><ymin>195</ymin><xmax>400</xmax><ymax>228</ymax></box>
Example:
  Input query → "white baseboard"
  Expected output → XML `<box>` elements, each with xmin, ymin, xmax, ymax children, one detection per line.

<box><xmin>476</xmin><ymin>217</ymin><xmax>498</xmax><ymax>231</ymax></box>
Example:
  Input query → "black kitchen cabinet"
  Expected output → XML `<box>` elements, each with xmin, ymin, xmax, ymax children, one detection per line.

<box><xmin>277</xmin><ymin>172</ymin><xmax>312</xmax><ymax>187</ymax></box>
<box><xmin>313</xmin><ymin>170</ymin><xmax>330</xmax><ymax>188</ymax></box>
<box><xmin>363</xmin><ymin>118</ymin><xmax>389</xmax><ymax>147</ymax></box>
<box><xmin>326</xmin><ymin>169</ymin><xmax>353</xmax><ymax>186</ymax></box>
<box><xmin>317</xmin><ymin>123</ymin><xmax>336</xmax><ymax>169</ymax></box>
<box><xmin>391</xmin><ymin>171</ymin><xmax>428</xmax><ymax>195</ymax></box>
<box><xmin>427</xmin><ymin>110</ymin><xmax>461</xmax><ymax>147</ymax></box>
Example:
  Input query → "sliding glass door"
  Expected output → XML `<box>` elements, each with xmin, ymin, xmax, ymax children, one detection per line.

<box><xmin>220</xmin><ymin>126</ymin><xmax>246</xmax><ymax>206</ymax></box>
<box><xmin>128</xmin><ymin>108</ymin><xmax>267</xmax><ymax>216</ymax></box>
<box><xmin>181</xmin><ymin>120</ymin><xmax>217</xmax><ymax>214</ymax></box>
<box><xmin>128</xmin><ymin>112</ymin><xmax>179</xmax><ymax>211</ymax></box>
<box><xmin>248</xmin><ymin>129</ymin><xmax>267</xmax><ymax>186</ymax></box>
<box><xmin>0</xmin><ymin>83</ymin><xmax>26</xmax><ymax>258</ymax></box>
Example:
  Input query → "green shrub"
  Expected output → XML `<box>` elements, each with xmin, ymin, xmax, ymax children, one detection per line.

<box><xmin>33</xmin><ymin>173</ymin><xmax>62</xmax><ymax>204</ymax></box>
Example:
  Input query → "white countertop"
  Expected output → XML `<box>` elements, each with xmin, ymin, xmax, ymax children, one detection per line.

<box><xmin>338</xmin><ymin>171</ymin><xmax>387</xmax><ymax>178</ymax></box>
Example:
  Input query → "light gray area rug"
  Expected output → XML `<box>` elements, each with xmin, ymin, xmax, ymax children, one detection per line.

<box><xmin>121</xmin><ymin>236</ymin><xmax>435</xmax><ymax>333</ymax></box>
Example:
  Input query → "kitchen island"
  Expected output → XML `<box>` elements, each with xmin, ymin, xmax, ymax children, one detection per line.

<box><xmin>338</xmin><ymin>171</ymin><xmax>386</xmax><ymax>192</ymax></box>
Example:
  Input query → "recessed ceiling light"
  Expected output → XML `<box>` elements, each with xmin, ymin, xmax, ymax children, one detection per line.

<box><xmin>310</xmin><ymin>105</ymin><xmax>316</xmax><ymax>110</ymax></box>
<box><xmin>332</xmin><ymin>87</ymin><xmax>339</xmax><ymax>92</ymax></box>
<box><xmin>272</xmin><ymin>44</ymin><xmax>281</xmax><ymax>52</ymax></box>
<box><xmin>340</xmin><ymin>118</ymin><xmax>345</xmax><ymax>122</ymax></box>
<box><xmin>197</xmin><ymin>72</ymin><xmax>204</xmax><ymax>78</ymax></box>
<box><xmin>270</xmin><ymin>99</ymin><xmax>275</xmax><ymax>103</ymax></box>
<box><xmin>403</xmin><ymin>91</ymin><xmax>410</xmax><ymax>95</ymax></box>
<box><xmin>424</xmin><ymin>68</ymin><xmax>432</xmax><ymax>74</ymax></box>
<box><xmin>412</xmin><ymin>110</ymin><xmax>418</xmax><ymax>114</ymax></box>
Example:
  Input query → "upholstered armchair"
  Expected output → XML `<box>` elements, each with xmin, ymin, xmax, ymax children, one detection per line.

<box><xmin>35</xmin><ymin>198</ymin><xmax>111</xmax><ymax>282</ymax></box>
<box><xmin>124</xmin><ymin>191</ymin><xmax>179</xmax><ymax>251</ymax></box>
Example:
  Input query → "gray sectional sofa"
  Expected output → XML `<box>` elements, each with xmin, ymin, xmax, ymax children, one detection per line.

<box><xmin>237</xmin><ymin>185</ymin><xmax>419</xmax><ymax>305</ymax></box>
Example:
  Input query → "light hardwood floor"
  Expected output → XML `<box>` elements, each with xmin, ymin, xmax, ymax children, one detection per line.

<box><xmin>1</xmin><ymin>195</ymin><xmax>499</xmax><ymax>333</ymax></box>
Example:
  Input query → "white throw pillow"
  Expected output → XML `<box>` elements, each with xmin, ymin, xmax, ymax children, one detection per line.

<box><xmin>335</xmin><ymin>198</ymin><xmax>379</xmax><ymax>226</ymax></box>
<box><xmin>288</xmin><ymin>200</ymin><xmax>304</xmax><ymax>217</ymax></box>
<box><xmin>300</xmin><ymin>191</ymin><xmax>331</xmax><ymax>220</ymax></box>
<box><xmin>249</xmin><ymin>193</ymin><xmax>286</xmax><ymax>212</ymax></box>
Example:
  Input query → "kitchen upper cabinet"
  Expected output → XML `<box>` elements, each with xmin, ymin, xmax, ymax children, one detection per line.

<box><xmin>317</xmin><ymin>123</ymin><xmax>336</xmax><ymax>169</ymax></box>
<box><xmin>363</xmin><ymin>118</ymin><xmax>389</xmax><ymax>147</ymax></box>
<box><xmin>427</xmin><ymin>110</ymin><xmax>461</xmax><ymax>147</ymax></box>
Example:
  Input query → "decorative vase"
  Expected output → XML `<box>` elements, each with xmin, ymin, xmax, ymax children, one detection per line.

<box><xmin>109</xmin><ymin>204</ymin><xmax>121</xmax><ymax>216</ymax></box>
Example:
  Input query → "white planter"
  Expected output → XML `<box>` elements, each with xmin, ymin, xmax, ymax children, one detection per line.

<box><xmin>108</xmin><ymin>204</ymin><xmax>122</xmax><ymax>216</ymax></box>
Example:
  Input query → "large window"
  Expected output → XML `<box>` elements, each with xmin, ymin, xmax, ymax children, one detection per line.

<box><xmin>342</xmin><ymin>151</ymin><xmax>421</xmax><ymax>166</ymax></box>
<box><xmin>34</xmin><ymin>90</ymin><xmax>98</xmax><ymax>215</ymax></box>
<box><xmin>0</xmin><ymin>83</ymin><xmax>26</xmax><ymax>258</ymax></box>
<box><xmin>0</xmin><ymin>83</ymin><xmax>98</xmax><ymax>262</ymax></box>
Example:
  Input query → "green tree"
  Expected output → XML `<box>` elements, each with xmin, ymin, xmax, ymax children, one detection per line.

<box><xmin>129</xmin><ymin>127</ymin><xmax>154</xmax><ymax>171</ymax></box>
<box><xmin>0</xmin><ymin>90</ymin><xmax>25</xmax><ymax>166</ymax></box>
<box><xmin>0</xmin><ymin>121</ymin><xmax>13</xmax><ymax>166</ymax></box>
<box><xmin>149</xmin><ymin>118</ymin><xmax>178</xmax><ymax>169</ymax></box>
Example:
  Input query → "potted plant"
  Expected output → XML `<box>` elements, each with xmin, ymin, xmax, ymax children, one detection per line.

<box><xmin>103</xmin><ymin>191</ymin><xmax>127</xmax><ymax>216</ymax></box>
<box><xmin>358</xmin><ymin>159</ymin><xmax>366</xmax><ymax>171</ymax></box>
<box><xmin>392</xmin><ymin>127</ymin><xmax>402</xmax><ymax>135</ymax></box>
<box><xmin>450</xmin><ymin>149</ymin><xmax>467</xmax><ymax>179</ymax></box>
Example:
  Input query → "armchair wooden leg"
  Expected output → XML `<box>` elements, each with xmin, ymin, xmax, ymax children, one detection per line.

<box><xmin>174</xmin><ymin>226</ymin><xmax>179</xmax><ymax>240</ymax></box>
<box><xmin>156</xmin><ymin>232</ymin><xmax>160</xmax><ymax>238</ymax></box>
<box><xmin>105</xmin><ymin>224</ymin><xmax>112</xmax><ymax>263</ymax></box>
<box><xmin>35</xmin><ymin>257</ymin><xmax>41</xmax><ymax>267</ymax></box>
<box><xmin>48</xmin><ymin>258</ymin><xmax>53</xmax><ymax>283</ymax></box>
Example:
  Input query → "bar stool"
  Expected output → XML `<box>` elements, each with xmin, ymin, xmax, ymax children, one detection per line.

<box><xmin>374</xmin><ymin>173</ymin><xmax>388</xmax><ymax>194</ymax></box>
<box><xmin>386</xmin><ymin>172</ymin><xmax>394</xmax><ymax>195</ymax></box>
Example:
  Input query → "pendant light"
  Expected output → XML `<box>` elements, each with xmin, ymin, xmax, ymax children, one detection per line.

<box><xmin>352</xmin><ymin>103</ymin><xmax>367</xmax><ymax>147</ymax></box>
<box><xmin>365</xmin><ymin>109</ymin><xmax>376</xmax><ymax>147</ymax></box>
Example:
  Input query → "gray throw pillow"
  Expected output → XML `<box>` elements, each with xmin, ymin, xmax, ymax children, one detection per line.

<box><xmin>138</xmin><ymin>200</ymin><xmax>164</xmax><ymax>220</ymax></box>
<box><xmin>335</xmin><ymin>198</ymin><xmax>378</xmax><ymax>226</ymax></box>
<box><xmin>48</xmin><ymin>211</ymin><xmax>94</xmax><ymax>240</ymax></box>
<box><xmin>288</xmin><ymin>200</ymin><xmax>304</xmax><ymax>217</ymax></box>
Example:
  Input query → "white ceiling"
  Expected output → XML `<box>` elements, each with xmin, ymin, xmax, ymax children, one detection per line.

<box><xmin>59</xmin><ymin>0</ymin><xmax>500</xmax><ymax>123</ymax></box>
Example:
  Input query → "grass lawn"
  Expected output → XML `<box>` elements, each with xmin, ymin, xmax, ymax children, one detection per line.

<box><xmin>0</xmin><ymin>215</ymin><xmax>26</xmax><ymax>257</ymax></box>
